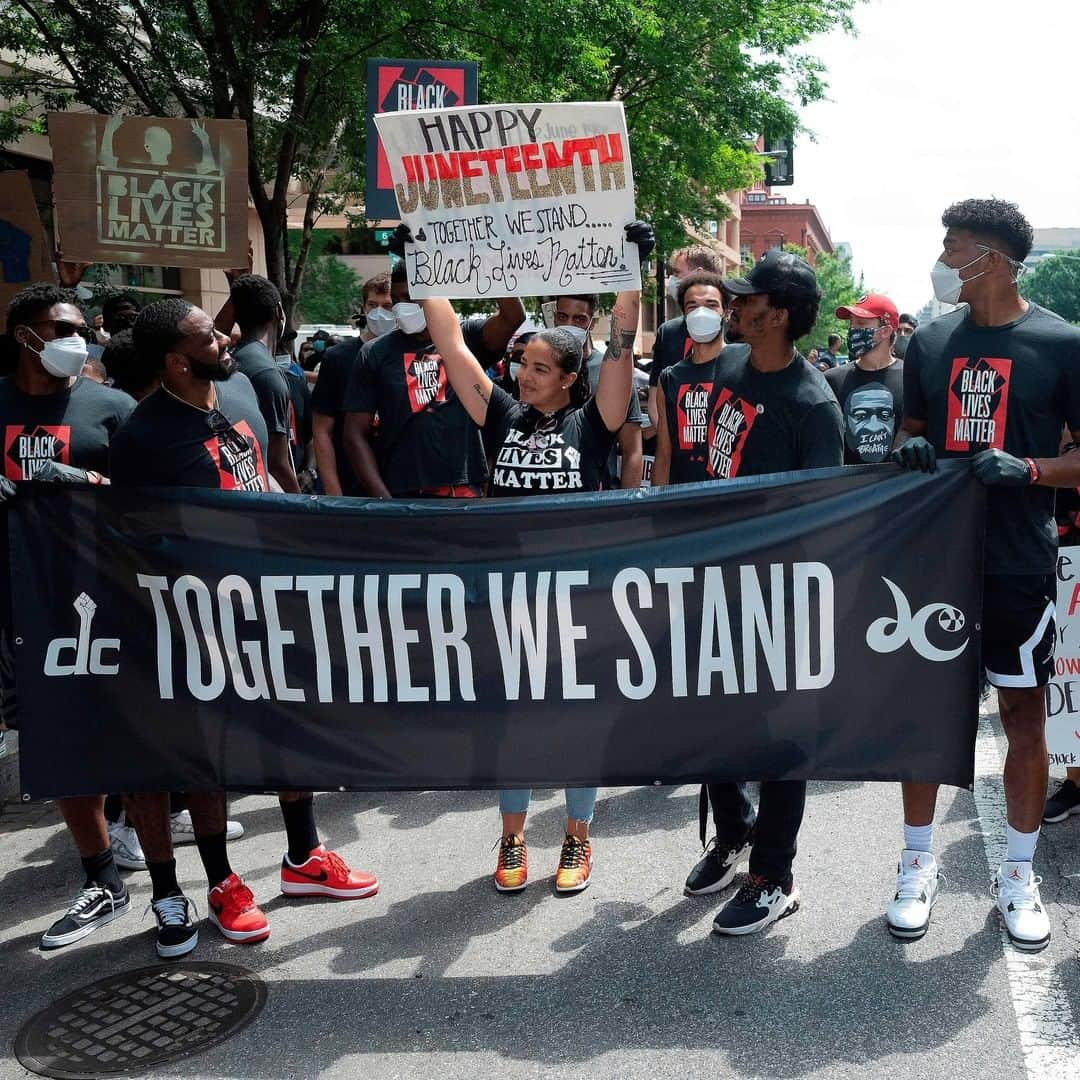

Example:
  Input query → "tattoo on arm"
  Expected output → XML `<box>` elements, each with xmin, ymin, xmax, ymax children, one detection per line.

<box><xmin>603</xmin><ymin>313</ymin><xmax>635</xmax><ymax>362</ymax></box>
<box><xmin>473</xmin><ymin>382</ymin><xmax>489</xmax><ymax>404</ymax></box>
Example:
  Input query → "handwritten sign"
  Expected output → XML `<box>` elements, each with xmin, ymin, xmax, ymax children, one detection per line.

<box><xmin>1047</xmin><ymin>545</ymin><xmax>1080</xmax><ymax>768</ymax></box>
<box><xmin>373</xmin><ymin>102</ymin><xmax>640</xmax><ymax>299</ymax></box>
<box><xmin>0</xmin><ymin>170</ymin><xmax>52</xmax><ymax>333</ymax></box>
<box><xmin>48</xmin><ymin>112</ymin><xmax>248</xmax><ymax>269</ymax></box>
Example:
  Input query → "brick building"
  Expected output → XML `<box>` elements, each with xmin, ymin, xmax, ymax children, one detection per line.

<box><xmin>739</xmin><ymin>183</ymin><xmax>834</xmax><ymax>266</ymax></box>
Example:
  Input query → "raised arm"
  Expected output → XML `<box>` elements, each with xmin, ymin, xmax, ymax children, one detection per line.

<box><xmin>481</xmin><ymin>296</ymin><xmax>527</xmax><ymax>356</ymax></box>
<box><xmin>594</xmin><ymin>289</ymin><xmax>641</xmax><ymax>433</ymax></box>
<box><xmin>421</xmin><ymin>298</ymin><xmax>492</xmax><ymax>427</ymax></box>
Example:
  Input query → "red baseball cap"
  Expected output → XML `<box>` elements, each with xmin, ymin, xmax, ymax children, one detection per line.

<box><xmin>835</xmin><ymin>293</ymin><xmax>899</xmax><ymax>330</ymax></box>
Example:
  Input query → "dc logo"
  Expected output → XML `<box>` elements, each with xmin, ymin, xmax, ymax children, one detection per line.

<box><xmin>43</xmin><ymin>593</ymin><xmax>120</xmax><ymax>677</ymax></box>
<box><xmin>938</xmin><ymin>607</ymin><xmax>965</xmax><ymax>633</ymax></box>
<box><xmin>866</xmin><ymin>578</ymin><xmax>969</xmax><ymax>662</ymax></box>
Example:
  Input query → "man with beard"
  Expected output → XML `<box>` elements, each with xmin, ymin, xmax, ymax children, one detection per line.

<box><xmin>108</xmin><ymin>299</ymin><xmax>378</xmax><ymax>958</ymax></box>
<box><xmin>684</xmin><ymin>250</ymin><xmax>843</xmax><ymax>935</ymax></box>
<box><xmin>826</xmin><ymin>293</ymin><xmax>904</xmax><ymax>464</ymax></box>
<box><xmin>888</xmin><ymin>198</ymin><xmax>1080</xmax><ymax>952</ymax></box>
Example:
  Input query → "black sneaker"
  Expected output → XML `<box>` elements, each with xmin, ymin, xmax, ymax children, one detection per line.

<box><xmin>684</xmin><ymin>837</ymin><xmax>752</xmax><ymax>896</ymax></box>
<box><xmin>150</xmin><ymin>893</ymin><xmax>199</xmax><ymax>958</ymax></box>
<box><xmin>41</xmin><ymin>882</ymin><xmax>131</xmax><ymax>949</ymax></box>
<box><xmin>712</xmin><ymin>874</ymin><xmax>800</xmax><ymax>936</ymax></box>
<box><xmin>1043</xmin><ymin>780</ymin><xmax>1080</xmax><ymax>823</ymax></box>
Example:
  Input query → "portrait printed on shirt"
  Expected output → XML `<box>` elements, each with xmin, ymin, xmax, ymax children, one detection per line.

<box><xmin>492</xmin><ymin>426</ymin><xmax>584</xmax><ymax>492</ymax></box>
<box><xmin>945</xmin><ymin>356</ymin><xmax>1011</xmax><ymax>451</ymax></box>
<box><xmin>404</xmin><ymin>351</ymin><xmax>449</xmax><ymax>413</ymax></box>
<box><xmin>706</xmin><ymin>388</ymin><xmax>760</xmax><ymax>479</ymax></box>
<box><xmin>844</xmin><ymin>384</ymin><xmax>897</xmax><ymax>463</ymax></box>
<box><xmin>203</xmin><ymin>420</ymin><xmax>267</xmax><ymax>491</ymax></box>
<box><xmin>4</xmin><ymin>424</ymin><xmax>69</xmax><ymax>481</ymax></box>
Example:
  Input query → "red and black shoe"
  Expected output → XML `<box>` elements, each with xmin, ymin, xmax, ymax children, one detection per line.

<box><xmin>208</xmin><ymin>873</ymin><xmax>270</xmax><ymax>943</ymax></box>
<box><xmin>280</xmin><ymin>845</ymin><xmax>379</xmax><ymax>899</ymax></box>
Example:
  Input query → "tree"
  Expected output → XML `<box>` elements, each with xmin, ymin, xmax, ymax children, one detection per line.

<box><xmin>0</xmin><ymin>0</ymin><xmax>855</xmax><ymax>312</ymax></box>
<box><xmin>1021</xmin><ymin>254</ymin><xmax>1080</xmax><ymax>323</ymax></box>
<box><xmin>797</xmin><ymin>250</ymin><xmax>864</xmax><ymax>355</ymax></box>
<box><xmin>294</xmin><ymin>254</ymin><xmax>364</xmax><ymax>325</ymax></box>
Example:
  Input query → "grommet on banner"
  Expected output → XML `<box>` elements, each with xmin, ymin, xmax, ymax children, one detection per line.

<box><xmin>653</xmin><ymin>780</ymin><xmax>662</xmax><ymax>786</ymax></box>
<box><xmin>21</xmin><ymin>793</ymin><xmax>30</xmax><ymax>802</ymax></box>
<box><xmin>14</xmin><ymin>637</ymin><xmax>22</xmax><ymax>646</ymax></box>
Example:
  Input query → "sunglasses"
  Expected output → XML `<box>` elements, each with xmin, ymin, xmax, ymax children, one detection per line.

<box><xmin>30</xmin><ymin>319</ymin><xmax>93</xmax><ymax>342</ymax></box>
<box><xmin>206</xmin><ymin>409</ymin><xmax>251</xmax><ymax>457</ymax></box>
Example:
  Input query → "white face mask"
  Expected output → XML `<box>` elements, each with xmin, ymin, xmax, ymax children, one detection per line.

<box><xmin>930</xmin><ymin>250</ymin><xmax>989</xmax><ymax>305</ymax></box>
<box><xmin>509</xmin><ymin>361</ymin><xmax>521</xmax><ymax>381</ymax></box>
<box><xmin>666</xmin><ymin>276</ymin><xmax>681</xmax><ymax>301</ymax></box>
<box><xmin>685</xmin><ymin>306</ymin><xmax>725</xmax><ymax>343</ymax></box>
<box><xmin>393</xmin><ymin>302</ymin><xmax>427</xmax><ymax>335</ymax></box>
<box><xmin>366</xmin><ymin>307</ymin><xmax>397</xmax><ymax>337</ymax></box>
<box><xmin>561</xmin><ymin>324</ymin><xmax>589</xmax><ymax>347</ymax></box>
<box><xmin>29</xmin><ymin>330</ymin><xmax>88</xmax><ymax>378</ymax></box>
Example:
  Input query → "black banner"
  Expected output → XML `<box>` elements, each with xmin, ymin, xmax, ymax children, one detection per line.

<box><xmin>9</xmin><ymin>463</ymin><xmax>984</xmax><ymax>798</ymax></box>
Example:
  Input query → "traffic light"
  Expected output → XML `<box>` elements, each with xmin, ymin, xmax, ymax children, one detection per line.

<box><xmin>763</xmin><ymin>131</ymin><xmax>794</xmax><ymax>187</ymax></box>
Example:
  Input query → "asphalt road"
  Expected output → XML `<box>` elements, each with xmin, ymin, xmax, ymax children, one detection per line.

<box><xmin>0</xmin><ymin>710</ymin><xmax>1077</xmax><ymax>1079</ymax></box>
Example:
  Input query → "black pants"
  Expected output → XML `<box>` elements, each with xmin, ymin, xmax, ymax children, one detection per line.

<box><xmin>706</xmin><ymin>780</ymin><xmax>806</xmax><ymax>884</ymax></box>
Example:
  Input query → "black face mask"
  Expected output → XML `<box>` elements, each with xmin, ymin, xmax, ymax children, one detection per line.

<box><xmin>892</xmin><ymin>334</ymin><xmax>910</xmax><ymax>360</ymax></box>
<box><xmin>847</xmin><ymin>326</ymin><xmax>879</xmax><ymax>362</ymax></box>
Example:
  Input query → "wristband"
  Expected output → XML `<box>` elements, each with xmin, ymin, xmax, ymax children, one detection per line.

<box><xmin>1024</xmin><ymin>457</ymin><xmax>1041</xmax><ymax>484</ymax></box>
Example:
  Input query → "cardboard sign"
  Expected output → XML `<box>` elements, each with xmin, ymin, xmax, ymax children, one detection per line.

<box><xmin>0</xmin><ymin>170</ymin><xmax>52</xmax><ymax>332</ymax></box>
<box><xmin>48</xmin><ymin>112</ymin><xmax>249</xmax><ymax>269</ymax></box>
<box><xmin>366</xmin><ymin>59</ymin><xmax>478</xmax><ymax>221</ymax></box>
<box><xmin>373</xmin><ymin>102</ymin><xmax>640</xmax><ymax>299</ymax></box>
<box><xmin>1047</xmin><ymin>545</ymin><xmax>1080</xmax><ymax>768</ymax></box>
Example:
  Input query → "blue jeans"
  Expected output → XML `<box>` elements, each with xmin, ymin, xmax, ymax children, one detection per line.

<box><xmin>499</xmin><ymin>788</ymin><xmax>598</xmax><ymax>824</ymax></box>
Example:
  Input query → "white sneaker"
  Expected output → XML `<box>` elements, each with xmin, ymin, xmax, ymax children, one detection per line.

<box><xmin>170</xmin><ymin>809</ymin><xmax>245</xmax><ymax>845</ymax></box>
<box><xmin>108</xmin><ymin>817</ymin><xmax>147</xmax><ymax>871</ymax></box>
<box><xmin>885</xmin><ymin>849</ymin><xmax>940</xmax><ymax>940</ymax></box>
<box><xmin>993</xmin><ymin>861</ymin><xmax>1051</xmax><ymax>952</ymax></box>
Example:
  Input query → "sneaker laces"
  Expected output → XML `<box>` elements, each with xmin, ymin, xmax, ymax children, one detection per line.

<box><xmin>321</xmin><ymin>849</ymin><xmax>351</xmax><ymax>881</ymax></box>
<box><xmin>217</xmin><ymin>878</ymin><xmax>257</xmax><ymax>916</ymax></box>
<box><xmin>559</xmin><ymin>836</ymin><xmax>589</xmax><ymax>870</ymax></box>
<box><xmin>730</xmin><ymin>873</ymin><xmax>773</xmax><ymax>905</ymax></box>
<box><xmin>150</xmin><ymin>894</ymin><xmax>194</xmax><ymax>926</ymax></box>
<box><xmin>992</xmin><ymin>873</ymin><xmax>1043</xmax><ymax>910</ymax></box>
<box><xmin>895</xmin><ymin>864</ymin><xmax>938</xmax><ymax>900</ymax></box>
<box><xmin>67</xmin><ymin>884</ymin><xmax>111</xmax><ymax>917</ymax></box>
<box><xmin>496</xmin><ymin>835</ymin><xmax>526</xmax><ymax>870</ymax></box>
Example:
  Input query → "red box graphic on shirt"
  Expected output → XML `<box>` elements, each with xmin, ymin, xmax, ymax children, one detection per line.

<box><xmin>945</xmin><ymin>356</ymin><xmax>1011</xmax><ymax>452</ymax></box>
<box><xmin>706</xmin><ymin>389</ymin><xmax>759</xmax><ymax>479</ymax></box>
<box><xmin>4</xmin><ymin>424</ymin><xmax>71</xmax><ymax>481</ymax></box>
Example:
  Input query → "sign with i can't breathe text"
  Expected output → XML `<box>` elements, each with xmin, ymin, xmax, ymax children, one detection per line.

<box><xmin>374</xmin><ymin>102</ymin><xmax>640</xmax><ymax>299</ymax></box>
<box><xmin>47</xmin><ymin>112</ymin><xmax>249</xmax><ymax>269</ymax></box>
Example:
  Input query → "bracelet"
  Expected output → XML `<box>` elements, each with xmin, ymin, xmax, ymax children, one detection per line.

<box><xmin>1024</xmin><ymin>457</ymin><xmax>1041</xmax><ymax>484</ymax></box>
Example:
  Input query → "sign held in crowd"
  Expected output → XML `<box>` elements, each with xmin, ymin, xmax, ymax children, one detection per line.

<box><xmin>0</xmin><ymin>170</ymin><xmax>52</xmax><ymax>333</ymax></box>
<box><xmin>10</xmin><ymin>464</ymin><xmax>983</xmax><ymax>797</ymax></box>
<box><xmin>47</xmin><ymin>112</ymin><xmax>249</xmax><ymax>269</ymax></box>
<box><xmin>1048</xmin><ymin>545</ymin><xmax>1080</xmax><ymax>768</ymax></box>
<box><xmin>374</xmin><ymin>101</ymin><xmax>641</xmax><ymax>298</ymax></box>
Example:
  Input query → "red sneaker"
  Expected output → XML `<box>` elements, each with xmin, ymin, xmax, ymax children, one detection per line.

<box><xmin>207</xmin><ymin>873</ymin><xmax>270</xmax><ymax>943</ymax></box>
<box><xmin>280</xmin><ymin>845</ymin><xmax>379</xmax><ymax>899</ymax></box>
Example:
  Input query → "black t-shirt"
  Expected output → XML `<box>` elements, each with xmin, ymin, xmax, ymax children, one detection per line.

<box><xmin>585</xmin><ymin>347</ymin><xmax>642</xmax><ymax>486</ymax></box>
<box><xmin>649</xmin><ymin>316</ymin><xmax>691</xmax><ymax>386</ymax></box>
<box><xmin>233</xmin><ymin>338</ymin><xmax>293</xmax><ymax>439</ymax></box>
<box><xmin>904</xmin><ymin>303</ymin><xmax>1080</xmax><ymax>575</ymax></box>
<box><xmin>483</xmin><ymin>383</ymin><xmax>616</xmax><ymax>497</ymax></box>
<box><xmin>0</xmin><ymin>376</ymin><xmax>135</xmax><ymax>480</ymax></box>
<box><xmin>825</xmin><ymin>359</ymin><xmax>905</xmax><ymax>464</ymax></box>
<box><xmin>703</xmin><ymin>348</ymin><xmax>844</xmax><ymax>479</ymax></box>
<box><xmin>659</xmin><ymin>352</ymin><xmax>724</xmax><ymax>485</ymax></box>
<box><xmin>310</xmin><ymin>336</ymin><xmax>363</xmax><ymax>494</ymax></box>
<box><xmin>343</xmin><ymin>318</ymin><xmax>495</xmax><ymax>495</ymax></box>
<box><xmin>109</xmin><ymin>375</ymin><xmax>270</xmax><ymax>491</ymax></box>
<box><xmin>279</xmin><ymin>361</ymin><xmax>311</xmax><ymax>472</ymax></box>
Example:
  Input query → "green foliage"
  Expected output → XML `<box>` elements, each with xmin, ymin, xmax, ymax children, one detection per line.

<box><xmin>797</xmin><ymin>250</ymin><xmax>864</xmax><ymax>354</ymax></box>
<box><xmin>1020</xmin><ymin>255</ymin><xmax>1080</xmax><ymax>324</ymax></box>
<box><xmin>294</xmin><ymin>254</ymin><xmax>364</xmax><ymax>325</ymax></box>
<box><xmin>0</xmin><ymin>0</ymin><xmax>855</xmax><ymax>309</ymax></box>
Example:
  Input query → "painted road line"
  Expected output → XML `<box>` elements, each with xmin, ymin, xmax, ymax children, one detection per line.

<box><xmin>973</xmin><ymin>708</ymin><xmax>1079</xmax><ymax>1079</ymax></box>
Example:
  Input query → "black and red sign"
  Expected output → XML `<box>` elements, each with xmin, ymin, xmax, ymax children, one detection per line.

<box><xmin>366</xmin><ymin>58</ymin><xmax>478</xmax><ymax>220</ymax></box>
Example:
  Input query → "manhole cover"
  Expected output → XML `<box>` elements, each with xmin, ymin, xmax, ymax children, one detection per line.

<box><xmin>14</xmin><ymin>961</ymin><xmax>266</xmax><ymax>1078</ymax></box>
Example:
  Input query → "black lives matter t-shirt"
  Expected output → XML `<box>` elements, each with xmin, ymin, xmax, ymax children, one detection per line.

<box><xmin>825</xmin><ymin>359</ymin><xmax>904</xmax><ymax>464</ymax></box>
<box><xmin>904</xmin><ymin>303</ymin><xmax>1080</xmax><ymax>575</ymax></box>
<box><xmin>648</xmin><ymin>316</ymin><xmax>691</xmax><ymax>387</ymax></box>
<box><xmin>704</xmin><ymin>349</ymin><xmax>843</xmax><ymax>479</ymax></box>
<box><xmin>343</xmin><ymin>318</ymin><xmax>494</xmax><ymax>494</ymax></box>
<box><xmin>659</xmin><ymin>352</ymin><xmax>724</xmax><ymax>484</ymax></box>
<box><xmin>0</xmin><ymin>376</ymin><xmax>134</xmax><ymax>480</ymax></box>
<box><xmin>233</xmin><ymin>338</ymin><xmax>293</xmax><ymax>439</ymax></box>
<box><xmin>483</xmin><ymin>383</ymin><xmax>616</xmax><ymax>497</ymax></box>
<box><xmin>109</xmin><ymin>374</ymin><xmax>269</xmax><ymax>491</ymax></box>
<box><xmin>310</xmin><ymin>336</ymin><xmax>363</xmax><ymax>495</ymax></box>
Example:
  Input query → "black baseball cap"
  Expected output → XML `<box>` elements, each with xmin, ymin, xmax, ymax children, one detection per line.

<box><xmin>722</xmin><ymin>249</ymin><xmax>818</xmax><ymax>297</ymax></box>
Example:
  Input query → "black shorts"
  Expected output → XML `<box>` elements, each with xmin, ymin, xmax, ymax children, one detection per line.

<box><xmin>983</xmin><ymin>574</ymin><xmax>1056</xmax><ymax>689</ymax></box>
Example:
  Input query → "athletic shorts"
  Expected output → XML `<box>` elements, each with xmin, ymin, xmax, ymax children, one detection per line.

<box><xmin>983</xmin><ymin>574</ymin><xmax>1056</xmax><ymax>689</ymax></box>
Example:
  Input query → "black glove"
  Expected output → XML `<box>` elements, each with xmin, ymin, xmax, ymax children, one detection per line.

<box><xmin>625</xmin><ymin>220</ymin><xmax>655</xmax><ymax>264</ymax></box>
<box><xmin>972</xmin><ymin>448</ymin><xmax>1035</xmax><ymax>487</ymax></box>
<box><xmin>891</xmin><ymin>436</ymin><xmax>937</xmax><ymax>473</ymax></box>
<box><xmin>34</xmin><ymin>460</ymin><xmax>92</xmax><ymax>485</ymax></box>
<box><xmin>0</xmin><ymin>478</ymin><xmax>15</xmax><ymax>504</ymax></box>
<box><xmin>388</xmin><ymin>223</ymin><xmax>415</xmax><ymax>259</ymax></box>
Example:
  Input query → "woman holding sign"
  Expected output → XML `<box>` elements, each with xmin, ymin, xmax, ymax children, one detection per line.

<box><xmin>419</xmin><ymin>221</ymin><xmax>652</xmax><ymax>894</ymax></box>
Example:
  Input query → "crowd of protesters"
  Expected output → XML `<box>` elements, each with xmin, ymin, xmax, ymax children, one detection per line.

<box><xmin>1</xmin><ymin>198</ymin><xmax>1078</xmax><ymax>959</ymax></box>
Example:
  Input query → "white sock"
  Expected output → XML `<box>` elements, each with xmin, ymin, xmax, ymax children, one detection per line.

<box><xmin>903</xmin><ymin>823</ymin><xmax>933</xmax><ymax>853</ymax></box>
<box><xmin>1005</xmin><ymin>824</ymin><xmax>1039</xmax><ymax>864</ymax></box>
